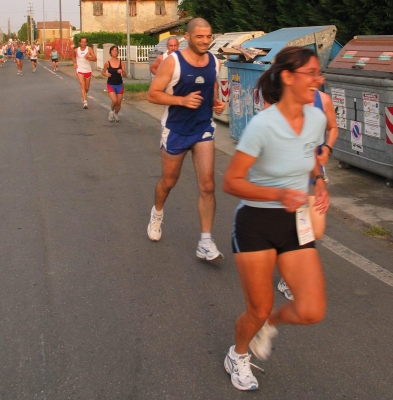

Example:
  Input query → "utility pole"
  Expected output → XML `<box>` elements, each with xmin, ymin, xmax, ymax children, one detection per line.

<box><xmin>30</xmin><ymin>4</ymin><xmax>34</xmax><ymax>43</ymax></box>
<box><xmin>59</xmin><ymin>0</ymin><xmax>63</xmax><ymax>55</ymax></box>
<box><xmin>126</xmin><ymin>0</ymin><xmax>131</xmax><ymax>77</ymax></box>
<box><xmin>43</xmin><ymin>0</ymin><xmax>46</xmax><ymax>50</ymax></box>
<box><xmin>8</xmin><ymin>18</ymin><xmax>11</xmax><ymax>36</ymax></box>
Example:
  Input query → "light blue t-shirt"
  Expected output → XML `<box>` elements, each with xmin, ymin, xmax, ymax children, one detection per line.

<box><xmin>236</xmin><ymin>104</ymin><xmax>326</xmax><ymax>208</ymax></box>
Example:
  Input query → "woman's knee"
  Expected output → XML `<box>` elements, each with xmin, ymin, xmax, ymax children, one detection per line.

<box><xmin>246</xmin><ymin>303</ymin><xmax>273</xmax><ymax>324</ymax></box>
<box><xmin>294</xmin><ymin>302</ymin><xmax>326</xmax><ymax>325</ymax></box>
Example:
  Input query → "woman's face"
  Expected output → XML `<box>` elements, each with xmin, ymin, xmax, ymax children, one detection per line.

<box><xmin>111</xmin><ymin>47</ymin><xmax>118</xmax><ymax>57</ymax></box>
<box><xmin>288</xmin><ymin>56</ymin><xmax>323</xmax><ymax>104</ymax></box>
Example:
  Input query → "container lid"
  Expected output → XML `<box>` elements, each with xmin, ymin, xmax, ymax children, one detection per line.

<box><xmin>241</xmin><ymin>26</ymin><xmax>337</xmax><ymax>66</ymax></box>
<box><xmin>327</xmin><ymin>35</ymin><xmax>393</xmax><ymax>73</ymax></box>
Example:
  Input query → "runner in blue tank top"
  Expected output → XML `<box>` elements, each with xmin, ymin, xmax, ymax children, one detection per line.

<box><xmin>146</xmin><ymin>17</ymin><xmax>225</xmax><ymax>261</ymax></box>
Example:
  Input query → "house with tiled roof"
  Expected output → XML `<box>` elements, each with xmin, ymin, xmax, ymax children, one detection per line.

<box><xmin>36</xmin><ymin>21</ymin><xmax>73</xmax><ymax>45</ymax></box>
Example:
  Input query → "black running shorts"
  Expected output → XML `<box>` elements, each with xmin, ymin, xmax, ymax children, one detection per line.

<box><xmin>232</xmin><ymin>204</ymin><xmax>315</xmax><ymax>254</ymax></box>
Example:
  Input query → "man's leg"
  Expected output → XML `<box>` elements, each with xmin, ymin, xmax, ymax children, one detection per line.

<box><xmin>155</xmin><ymin>148</ymin><xmax>187</xmax><ymax>210</ymax></box>
<box><xmin>85</xmin><ymin>76</ymin><xmax>91</xmax><ymax>95</ymax></box>
<box><xmin>191</xmin><ymin>140</ymin><xmax>215</xmax><ymax>233</ymax></box>
<box><xmin>77</xmin><ymin>73</ymin><xmax>87</xmax><ymax>101</ymax></box>
<box><xmin>192</xmin><ymin>140</ymin><xmax>223</xmax><ymax>260</ymax></box>
<box><xmin>147</xmin><ymin>148</ymin><xmax>187</xmax><ymax>241</ymax></box>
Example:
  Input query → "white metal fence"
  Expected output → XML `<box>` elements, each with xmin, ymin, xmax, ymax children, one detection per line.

<box><xmin>96</xmin><ymin>45</ymin><xmax>154</xmax><ymax>70</ymax></box>
<box><xmin>119</xmin><ymin>45</ymin><xmax>155</xmax><ymax>62</ymax></box>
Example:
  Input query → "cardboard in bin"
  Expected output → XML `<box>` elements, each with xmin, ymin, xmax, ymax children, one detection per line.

<box><xmin>218</xmin><ymin>45</ymin><xmax>267</xmax><ymax>60</ymax></box>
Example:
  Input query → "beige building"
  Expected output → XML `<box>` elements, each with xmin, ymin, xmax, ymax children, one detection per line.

<box><xmin>37</xmin><ymin>21</ymin><xmax>73</xmax><ymax>45</ymax></box>
<box><xmin>81</xmin><ymin>0</ymin><xmax>179</xmax><ymax>33</ymax></box>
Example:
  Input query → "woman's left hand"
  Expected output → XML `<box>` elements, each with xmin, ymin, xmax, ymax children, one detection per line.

<box><xmin>117</xmin><ymin>68</ymin><xmax>122</xmax><ymax>74</ymax></box>
<box><xmin>313</xmin><ymin>181</ymin><xmax>330</xmax><ymax>214</ymax></box>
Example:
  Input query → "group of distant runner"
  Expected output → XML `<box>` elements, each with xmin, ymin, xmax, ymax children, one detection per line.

<box><xmin>0</xmin><ymin>39</ymin><xmax>59</xmax><ymax>75</ymax></box>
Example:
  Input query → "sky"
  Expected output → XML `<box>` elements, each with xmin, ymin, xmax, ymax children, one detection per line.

<box><xmin>0</xmin><ymin>0</ymin><xmax>81</xmax><ymax>34</ymax></box>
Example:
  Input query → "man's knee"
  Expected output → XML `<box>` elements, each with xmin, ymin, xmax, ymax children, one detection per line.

<box><xmin>199</xmin><ymin>179</ymin><xmax>215</xmax><ymax>196</ymax></box>
<box><xmin>160</xmin><ymin>174</ymin><xmax>179</xmax><ymax>191</ymax></box>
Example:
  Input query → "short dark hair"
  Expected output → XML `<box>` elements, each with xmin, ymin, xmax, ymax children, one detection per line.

<box><xmin>187</xmin><ymin>18</ymin><xmax>211</xmax><ymax>35</ymax></box>
<box><xmin>109</xmin><ymin>45</ymin><xmax>118</xmax><ymax>55</ymax></box>
<box><xmin>256</xmin><ymin>46</ymin><xmax>317</xmax><ymax>105</ymax></box>
<box><xmin>79</xmin><ymin>36</ymin><xmax>88</xmax><ymax>43</ymax></box>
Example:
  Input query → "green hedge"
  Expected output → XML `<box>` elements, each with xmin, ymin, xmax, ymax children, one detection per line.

<box><xmin>73</xmin><ymin>32</ymin><xmax>158</xmax><ymax>48</ymax></box>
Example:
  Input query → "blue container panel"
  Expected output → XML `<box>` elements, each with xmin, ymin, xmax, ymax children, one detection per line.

<box><xmin>227</xmin><ymin>64</ymin><xmax>267</xmax><ymax>140</ymax></box>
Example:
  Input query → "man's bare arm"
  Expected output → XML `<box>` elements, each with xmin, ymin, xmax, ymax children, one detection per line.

<box><xmin>150</xmin><ymin>54</ymin><xmax>163</xmax><ymax>75</ymax></box>
<box><xmin>147</xmin><ymin>56</ymin><xmax>203</xmax><ymax>109</ymax></box>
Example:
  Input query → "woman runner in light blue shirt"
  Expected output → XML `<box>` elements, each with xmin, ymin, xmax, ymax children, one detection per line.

<box><xmin>223</xmin><ymin>46</ymin><xmax>329</xmax><ymax>391</ymax></box>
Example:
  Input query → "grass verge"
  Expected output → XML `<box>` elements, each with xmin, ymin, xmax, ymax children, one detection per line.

<box><xmin>364</xmin><ymin>226</ymin><xmax>390</xmax><ymax>238</ymax></box>
<box><xmin>124</xmin><ymin>82</ymin><xmax>150</xmax><ymax>93</ymax></box>
<box><xmin>122</xmin><ymin>82</ymin><xmax>150</xmax><ymax>101</ymax></box>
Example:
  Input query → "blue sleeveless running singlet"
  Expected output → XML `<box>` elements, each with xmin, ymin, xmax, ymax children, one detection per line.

<box><xmin>163</xmin><ymin>51</ymin><xmax>218</xmax><ymax>136</ymax></box>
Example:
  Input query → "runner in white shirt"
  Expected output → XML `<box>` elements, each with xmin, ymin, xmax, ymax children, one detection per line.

<box><xmin>72</xmin><ymin>37</ymin><xmax>97</xmax><ymax>109</ymax></box>
<box><xmin>29</xmin><ymin>44</ymin><xmax>38</xmax><ymax>72</ymax></box>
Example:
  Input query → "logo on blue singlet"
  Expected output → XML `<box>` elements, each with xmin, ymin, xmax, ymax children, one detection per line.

<box><xmin>195</xmin><ymin>76</ymin><xmax>205</xmax><ymax>84</ymax></box>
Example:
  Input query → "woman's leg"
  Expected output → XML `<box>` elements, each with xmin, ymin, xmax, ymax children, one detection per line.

<box><xmin>233</xmin><ymin>250</ymin><xmax>277</xmax><ymax>354</ymax></box>
<box><xmin>114</xmin><ymin>93</ymin><xmax>123</xmax><ymax>114</ymax></box>
<box><xmin>268</xmin><ymin>248</ymin><xmax>326</xmax><ymax>327</ymax></box>
<box><xmin>109</xmin><ymin>91</ymin><xmax>117</xmax><ymax>111</ymax></box>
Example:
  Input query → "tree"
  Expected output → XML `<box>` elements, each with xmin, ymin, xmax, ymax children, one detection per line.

<box><xmin>17</xmin><ymin>16</ymin><xmax>38</xmax><ymax>43</ymax></box>
<box><xmin>178</xmin><ymin>0</ymin><xmax>393</xmax><ymax>44</ymax></box>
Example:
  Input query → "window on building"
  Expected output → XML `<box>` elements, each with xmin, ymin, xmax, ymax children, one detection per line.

<box><xmin>52</xmin><ymin>30</ymin><xmax>55</xmax><ymax>36</ymax></box>
<box><xmin>129</xmin><ymin>0</ymin><xmax>137</xmax><ymax>17</ymax></box>
<box><xmin>93</xmin><ymin>1</ymin><xmax>103</xmax><ymax>16</ymax></box>
<box><xmin>155</xmin><ymin>1</ymin><xmax>166</xmax><ymax>15</ymax></box>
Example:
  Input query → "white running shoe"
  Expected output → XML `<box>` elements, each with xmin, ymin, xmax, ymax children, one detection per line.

<box><xmin>114</xmin><ymin>113</ymin><xmax>119</xmax><ymax>122</ymax></box>
<box><xmin>196</xmin><ymin>239</ymin><xmax>223</xmax><ymax>261</ymax></box>
<box><xmin>147</xmin><ymin>207</ymin><xmax>163</xmax><ymax>241</ymax></box>
<box><xmin>108</xmin><ymin>110</ymin><xmax>114</xmax><ymax>122</ymax></box>
<box><xmin>224</xmin><ymin>346</ymin><xmax>259</xmax><ymax>391</ymax></box>
<box><xmin>249</xmin><ymin>322</ymin><xmax>278</xmax><ymax>361</ymax></box>
<box><xmin>83</xmin><ymin>101</ymin><xmax>88</xmax><ymax>109</ymax></box>
<box><xmin>277</xmin><ymin>278</ymin><xmax>294</xmax><ymax>301</ymax></box>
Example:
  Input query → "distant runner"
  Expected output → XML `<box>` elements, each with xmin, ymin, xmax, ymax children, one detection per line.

<box><xmin>72</xmin><ymin>37</ymin><xmax>97</xmax><ymax>109</ymax></box>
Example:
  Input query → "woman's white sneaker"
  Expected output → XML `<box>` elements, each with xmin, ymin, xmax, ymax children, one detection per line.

<box><xmin>249</xmin><ymin>322</ymin><xmax>278</xmax><ymax>360</ymax></box>
<box><xmin>224</xmin><ymin>346</ymin><xmax>258</xmax><ymax>391</ymax></box>
<box><xmin>277</xmin><ymin>278</ymin><xmax>294</xmax><ymax>300</ymax></box>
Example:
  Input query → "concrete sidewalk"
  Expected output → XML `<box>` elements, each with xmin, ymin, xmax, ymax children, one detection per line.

<box><xmin>57</xmin><ymin>61</ymin><xmax>393</xmax><ymax>234</ymax></box>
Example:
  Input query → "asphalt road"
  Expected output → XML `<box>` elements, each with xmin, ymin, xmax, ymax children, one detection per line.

<box><xmin>0</xmin><ymin>60</ymin><xmax>392</xmax><ymax>400</ymax></box>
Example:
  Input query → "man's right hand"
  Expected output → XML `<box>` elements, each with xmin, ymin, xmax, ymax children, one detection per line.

<box><xmin>73</xmin><ymin>64</ymin><xmax>77</xmax><ymax>69</ymax></box>
<box><xmin>182</xmin><ymin>91</ymin><xmax>203</xmax><ymax>109</ymax></box>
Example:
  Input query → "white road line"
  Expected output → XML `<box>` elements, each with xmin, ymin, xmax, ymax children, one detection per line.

<box><xmin>42</xmin><ymin>64</ymin><xmax>63</xmax><ymax>79</ymax></box>
<box><xmin>319</xmin><ymin>235</ymin><xmax>393</xmax><ymax>288</ymax></box>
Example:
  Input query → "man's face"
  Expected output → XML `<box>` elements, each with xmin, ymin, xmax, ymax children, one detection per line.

<box><xmin>186</xmin><ymin>27</ymin><xmax>212</xmax><ymax>56</ymax></box>
<box><xmin>80</xmin><ymin>38</ymin><xmax>88</xmax><ymax>48</ymax></box>
<box><xmin>167</xmin><ymin>39</ymin><xmax>179</xmax><ymax>55</ymax></box>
